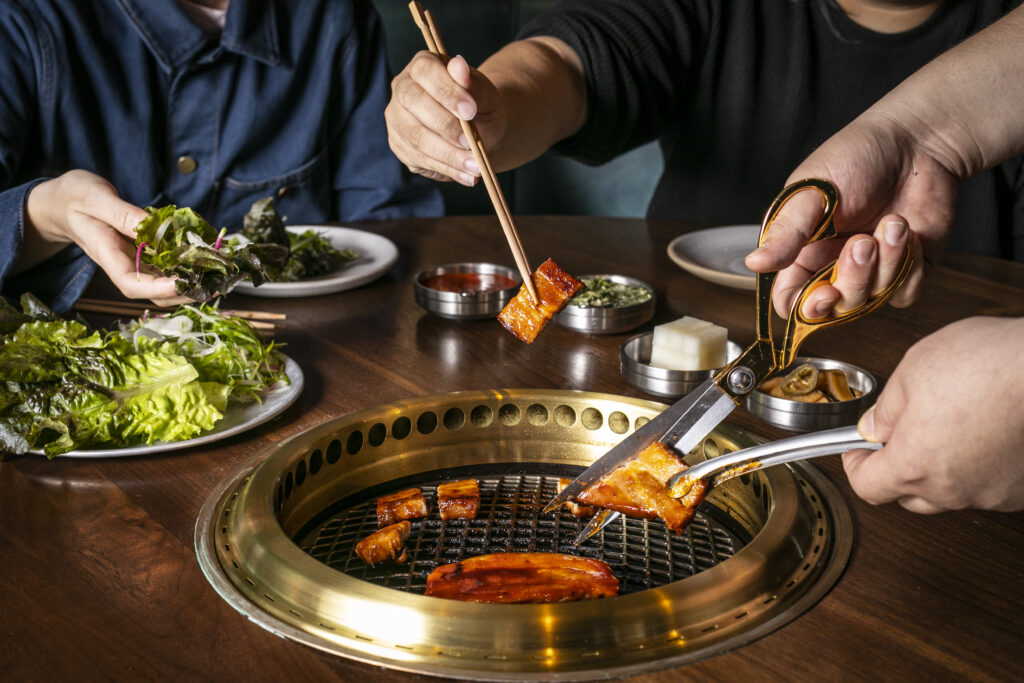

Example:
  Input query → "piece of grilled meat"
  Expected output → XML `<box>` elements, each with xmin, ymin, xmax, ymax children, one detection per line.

<box><xmin>355</xmin><ymin>521</ymin><xmax>412</xmax><ymax>566</ymax></box>
<box><xmin>425</xmin><ymin>552</ymin><xmax>618</xmax><ymax>603</ymax></box>
<box><xmin>437</xmin><ymin>479</ymin><xmax>480</xmax><ymax>520</ymax></box>
<box><xmin>557</xmin><ymin>478</ymin><xmax>598</xmax><ymax>517</ymax></box>
<box><xmin>497</xmin><ymin>258</ymin><xmax>583</xmax><ymax>343</ymax></box>
<box><xmin>377</xmin><ymin>488</ymin><xmax>428</xmax><ymax>527</ymax></box>
<box><xmin>575</xmin><ymin>441</ymin><xmax>706</xmax><ymax>533</ymax></box>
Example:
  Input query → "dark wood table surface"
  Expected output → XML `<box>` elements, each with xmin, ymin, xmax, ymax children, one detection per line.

<box><xmin>3</xmin><ymin>216</ymin><xmax>1023</xmax><ymax>682</ymax></box>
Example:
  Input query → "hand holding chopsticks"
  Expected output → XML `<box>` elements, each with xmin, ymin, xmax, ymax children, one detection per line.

<box><xmin>408</xmin><ymin>2</ymin><xmax>539</xmax><ymax>305</ymax></box>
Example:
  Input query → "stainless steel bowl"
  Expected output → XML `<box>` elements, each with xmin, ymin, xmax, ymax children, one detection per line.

<box><xmin>746</xmin><ymin>357</ymin><xmax>877</xmax><ymax>432</ymax></box>
<box><xmin>620</xmin><ymin>332</ymin><xmax>742</xmax><ymax>397</ymax></box>
<box><xmin>555</xmin><ymin>274</ymin><xmax>656</xmax><ymax>335</ymax></box>
<box><xmin>414</xmin><ymin>263</ymin><xmax>520</xmax><ymax>320</ymax></box>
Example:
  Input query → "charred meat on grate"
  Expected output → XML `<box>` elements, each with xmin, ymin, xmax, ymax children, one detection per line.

<box><xmin>355</xmin><ymin>521</ymin><xmax>411</xmax><ymax>566</ymax></box>
<box><xmin>424</xmin><ymin>552</ymin><xmax>618</xmax><ymax>603</ymax></box>
<box><xmin>376</xmin><ymin>488</ymin><xmax>428</xmax><ymax>527</ymax></box>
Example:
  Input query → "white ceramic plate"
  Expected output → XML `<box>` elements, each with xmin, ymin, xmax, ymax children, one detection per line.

<box><xmin>667</xmin><ymin>225</ymin><xmax>759</xmax><ymax>290</ymax></box>
<box><xmin>41</xmin><ymin>356</ymin><xmax>303</xmax><ymax>459</ymax></box>
<box><xmin>233</xmin><ymin>226</ymin><xmax>398</xmax><ymax>298</ymax></box>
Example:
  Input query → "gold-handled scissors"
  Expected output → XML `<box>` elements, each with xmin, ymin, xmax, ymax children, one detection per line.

<box><xmin>544</xmin><ymin>178</ymin><xmax>913</xmax><ymax>526</ymax></box>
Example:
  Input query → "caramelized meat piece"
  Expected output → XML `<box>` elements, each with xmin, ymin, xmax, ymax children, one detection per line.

<box><xmin>557</xmin><ymin>478</ymin><xmax>597</xmax><ymax>517</ymax></box>
<box><xmin>376</xmin><ymin>488</ymin><xmax>428</xmax><ymax>527</ymax></box>
<box><xmin>575</xmin><ymin>441</ymin><xmax>703</xmax><ymax>532</ymax></box>
<box><xmin>425</xmin><ymin>552</ymin><xmax>618</xmax><ymax>603</ymax></box>
<box><xmin>437</xmin><ymin>479</ymin><xmax>480</xmax><ymax>520</ymax></box>
<box><xmin>355</xmin><ymin>521</ymin><xmax>411</xmax><ymax>566</ymax></box>
<box><xmin>497</xmin><ymin>258</ymin><xmax>583</xmax><ymax>343</ymax></box>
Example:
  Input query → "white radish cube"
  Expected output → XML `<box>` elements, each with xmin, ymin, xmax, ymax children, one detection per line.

<box><xmin>649</xmin><ymin>316</ymin><xmax>728</xmax><ymax>371</ymax></box>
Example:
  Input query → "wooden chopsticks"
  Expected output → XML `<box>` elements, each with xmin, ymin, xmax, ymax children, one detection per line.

<box><xmin>408</xmin><ymin>1</ymin><xmax>539</xmax><ymax>305</ymax></box>
<box><xmin>73</xmin><ymin>298</ymin><xmax>284</xmax><ymax>331</ymax></box>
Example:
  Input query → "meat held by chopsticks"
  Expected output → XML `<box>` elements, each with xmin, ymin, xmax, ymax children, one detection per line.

<box><xmin>575</xmin><ymin>441</ymin><xmax>706</xmax><ymax>533</ymax></box>
<box><xmin>377</xmin><ymin>488</ymin><xmax>428</xmax><ymax>527</ymax></box>
<box><xmin>425</xmin><ymin>552</ymin><xmax>619</xmax><ymax>603</ymax></box>
<box><xmin>497</xmin><ymin>258</ymin><xmax>584</xmax><ymax>343</ymax></box>
<box><xmin>437</xmin><ymin>479</ymin><xmax>480</xmax><ymax>520</ymax></box>
<box><xmin>355</xmin><ymin>521</ymin><xmax>412</xmax><ymax>566</ymax></box>
<box><xmin>557</xmin><ymin>478</ymin><xmax>597</xmax><ymax>517</ymax></box>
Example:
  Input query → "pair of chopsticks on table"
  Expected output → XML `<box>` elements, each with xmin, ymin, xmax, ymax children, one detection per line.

<box><xmin>408</xmin><ymin>1</ymin><xmax>539</xmax><ymax>305</ymax></box>
<box><xmin>73</xmin><ymin>298</ymin><xmax>285</xmax><ymax>332</ymax></box>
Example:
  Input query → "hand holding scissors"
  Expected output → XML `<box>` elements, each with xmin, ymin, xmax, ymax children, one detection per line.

<box><xmin>545</xmin><ymin>179</ymin><xmax>913</xmax><ymax>524</ymax></box>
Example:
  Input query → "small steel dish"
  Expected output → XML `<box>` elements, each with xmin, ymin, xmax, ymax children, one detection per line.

<box><xmin>556</xmin><ymin>274</ymin><xmax>656</xmax><ymax>335</ymax></box>
<box><xmin>414</xmin><ymin>263</ymin><xmax>521</xmax><ymax>320</ymax></box>
<box><xmin>620</xmin><ymin>331</ymin><xmax>742</xmax><ymax>397</ymax></box>
<box><xmin>746</xmin><ymin>357</ymin><xmax>877</xmax><ymax>432</ymax></box>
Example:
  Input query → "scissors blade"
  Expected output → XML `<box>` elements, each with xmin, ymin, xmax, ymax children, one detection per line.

<box><xmin>542</xmin><ymin>378</ymin><xmax>738</xmax><ymax>514</ymax></box>
<box><xmin>572</xmin><ymin>509</ymin><xmax>619</xmax><ymax>546</ymax></box>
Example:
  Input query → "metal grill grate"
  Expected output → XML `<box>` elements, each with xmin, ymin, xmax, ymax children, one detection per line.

<box><xmin>298</xmin><ymin>472</ymin><xmax>744</xmax><ymax>595</ymax></box>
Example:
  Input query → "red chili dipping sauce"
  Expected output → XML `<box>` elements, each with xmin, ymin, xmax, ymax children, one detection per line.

<box><xmin>423</xmin><ymin>272</ymin><xmax>518</xmax><ymax>294</ymax></box>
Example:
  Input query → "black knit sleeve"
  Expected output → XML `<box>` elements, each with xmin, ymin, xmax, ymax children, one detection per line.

<box><xmin>518</xmin><ymin>0</ymin><xmax>712</xmax><ymax>165</ymax></box>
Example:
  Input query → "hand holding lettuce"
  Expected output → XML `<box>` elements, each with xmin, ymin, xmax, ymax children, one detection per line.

<box><xmin>0</xmin><ymin>294</ymin><xmax>289</xmax><ymax>458</ymax></box>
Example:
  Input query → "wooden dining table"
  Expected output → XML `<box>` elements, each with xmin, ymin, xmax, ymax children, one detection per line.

<box><xmin>2</xmin><ymin>215</ymin><xmax>1023</xmax><ymax>681</ymax></box>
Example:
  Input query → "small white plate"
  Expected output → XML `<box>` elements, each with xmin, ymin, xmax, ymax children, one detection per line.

<box><xmin>234</xmin><ymin>226</ymin><xmax>398</xmax><ymax>298</ymax></box>
<box><xmin>667</xmin><ymin>225</ymin><xmax>759</xmax><ymax>290</ymax></box>
<box><xmin>43</xmin><ymin>355</ymin><xmax>304</xmax><ymax>458</ymax></box>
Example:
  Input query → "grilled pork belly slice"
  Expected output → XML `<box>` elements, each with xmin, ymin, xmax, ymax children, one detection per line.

<box><xmin>497</xmin><ymin>258</ymin><xmax>583</xmax><ymax>343</ymax></box>
<box><xmin>376</xmin><ymin>488</ymin><xmax>428</xmax><ymax>527</ymax></box>
<box><xmin>425</xmin><ymin>552</ymin><xmax>618</xmax><ymax>603</ymax></box>
<box><xmin>437</xmin><ymin>479</ymin><xmax>480</xmax><ymax>520</ymax></box>
<box><xmin>355</xmin><ymin>521</ymin><xmax>411</xmax><ymax>566</ymax></box>
<box><xmin>575</xmin><ymin>441</ymin><xmax>706</xmax><ymax>533</ymax></box>
<box><xmin>557</xmin><ymin>478</ymin><xmax>597</xmax><ymax>517</ymax></box>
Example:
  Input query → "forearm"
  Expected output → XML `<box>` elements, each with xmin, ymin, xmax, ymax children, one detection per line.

<box><xmin>865</xmin><ymin>4</ymin><xmax>1024</xmax><ymax>179</ymax></box>
<box><xmin>480</xmin><ymin>37</ymin><xmax>587</xmax><ymax>171</ymax></box>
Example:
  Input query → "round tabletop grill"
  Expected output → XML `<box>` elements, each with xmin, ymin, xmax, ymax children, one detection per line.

<box><xmin>196</xmin><ymin>390</ymin><xmax>852</xmax><ymax>680</ymax></box>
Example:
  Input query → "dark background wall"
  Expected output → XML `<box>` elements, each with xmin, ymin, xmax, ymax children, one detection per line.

<box><xmin>370</xmin><ymin>0</ymin><xmax>663</xmax><ymax>217</ymax></box>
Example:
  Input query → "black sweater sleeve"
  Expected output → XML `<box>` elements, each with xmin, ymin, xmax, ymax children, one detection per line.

<box><xmin>518</xmin><ymin>0</ymin><xmax>712</xmax><ymax>165</ymax></box>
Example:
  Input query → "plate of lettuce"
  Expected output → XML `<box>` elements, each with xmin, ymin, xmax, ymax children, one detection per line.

<box><xmin>0</xmin><ymin>295</ymin><xmax>302</xmax><ymax>459</ymax></box>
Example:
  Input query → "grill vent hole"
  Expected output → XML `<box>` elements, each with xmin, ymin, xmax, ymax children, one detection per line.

<box><xmin>326</xmin><ymin>440</ymin><xmax>341</xmax><ymax>464</ymax></box>
<box><xmin>309</xmin><ymin>449</ymin><xmax>323</xmax><ymax>475</ymax></box>
<box><xmin>498</xmin><ymin>403</ymin><xmax>521</xmax><ymax>425</ymax></box>
<box><xmin>554</xmin><ymin>404</ymin><xmax>576</xmax><ymax>427</ymax></box>
<box><xmin>295</xmin><ymin>461</ymin><xmax>307</xmax><ymax>488</ymax></box>
<box><xmin>346</xmin><ymin>431</ymin><xmax>363</xmax><ymax>455</ymax></box>
<box><xmin>470</xmin><ymin>405</ymin><xmax>493</xmax><ymax>427</ymax></box>
<box><xmin>368</xmin><ymin>423</ymin><xmax>387</xmax><ymax>446</ymax></box>
<box><xmin>392</xmin><ymin>417</ymin><xmax>412</xmax><ymax>440</ymax></box>
<box><xmin>608</xmin><ymin>411</ymin><xmax>629</xmax><ymax>434</ymax></box>
<box><xmin>581</xmin><ymin>407</ymin><xmax>603</xmax><ymax>430</ymax></box>
<box><xmin>416</xmin><ymin>411</ymin><xmax>437</xmax><ymax>434</ymax></box>
<box><xmin>525</xmin><ymin>403</ymin><xmax>549</xmax><ymax>426</ymax></box>
<box><xmin>443</xmin><ymin>408</ymin><xmax>465</xmax><ymax>431</ymax></box>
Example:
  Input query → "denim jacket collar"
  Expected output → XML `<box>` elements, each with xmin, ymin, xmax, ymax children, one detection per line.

<box><xmin>116</xmin><ymin>0</ymin><xmax>280</xmax><ymax>71</ymax></box>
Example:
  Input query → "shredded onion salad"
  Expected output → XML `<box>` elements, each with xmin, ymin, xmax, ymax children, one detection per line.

<box><xmin>119</xmin><ymin>303</ymin><xmax>288</xmax><ymax>405</ymax></box>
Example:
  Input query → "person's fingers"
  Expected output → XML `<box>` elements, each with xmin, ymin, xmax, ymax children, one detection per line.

<box><xmin>842</xmin><ymin>446</ymin><xmax>906</xmax><ymax>505</ymax></box>
<box><xmin>75</xmin><ymin>215</ymin><xmax>179</xmax><ymax>300</ymax></box>
<box><xmin>393</xmin><ymin>67</ymin><xmax>471</xmax><ymax>148</ymax></box>
<box><xmin>388</xmin><ymin>129</ymin><xmax>476</xmax><ymax>185</ymax></box>
<box><xmin>408</xmin><ymin>50</ymin><xmax>476</xmax><ymax>122</ymax></box>
<box><xmin>151</xmin><ymin>294</ymin><xmax>193</xmax><ymax>307</ymax></box>
<box><xmin>872</xmin><ymin>215</ymin><xmax>909</xmax><ymax>295</ymax></box>
<box><xmin>744</xmin><ymin>187</ymin><xmax>826</xmax><ymax>272</ymax></box>
<box><xmin>76</xmin><ymin>178</ymin><xmax>147</xmax><ymax>239</ymax></box>
<box><xmin>769</xmin><ymin>238</ymin><xmax>843</xmax><ymax>317</ymax></box>
<box><xmin>446</xmin><ymin>55</ymin><xmax>475</xmax><ymax>100</ymax></box>
<box><xmin>828</xmin><ymin>236</ymin><xmax>877</xmax><ymax>315</ymax></box>
<box><xmin>896</xmin><ymin>496</ymin><xmax>946</xmax><ymax>514</ymax></box>
<box><xmin>887</xmin><ymin>231</ymin><xmax>925</xmax><ymax>308</ymax></box>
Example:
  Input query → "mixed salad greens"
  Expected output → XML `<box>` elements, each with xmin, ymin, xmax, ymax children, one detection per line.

<box><xmin>241</xmin><ymin>197</ymin><xmax>358</xmax><ymax>282</ymax></box>
<box><xmin>133</xmin><ymin>199</ymin><xmax>358</xmax><ymax>300</ymax></box>
<box><xmin>134</xmin><ymin>205</ymin><xmax>288</xmax><ymax>302</ymax></box>
<box><xmin>0</xmin><ymin>294</ymin><xmax>288</xmax><ymax>458</ymax></box>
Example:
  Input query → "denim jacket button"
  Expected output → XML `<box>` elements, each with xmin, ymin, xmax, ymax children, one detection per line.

<box><xmin>176</xmin><ymin>155</ymin><xmax>198</xmax><ymax>174</ymax></box>
<box><xmin>276</xmin><ymin>185</ymin><xmax>290</xmax><ymax>198</ymax></box>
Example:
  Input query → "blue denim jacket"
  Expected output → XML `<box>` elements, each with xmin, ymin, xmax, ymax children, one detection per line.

<box><xmin>0</xmin><ymin>0</ymin><xmax>442</xmax><ymax>312</ymax></box>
